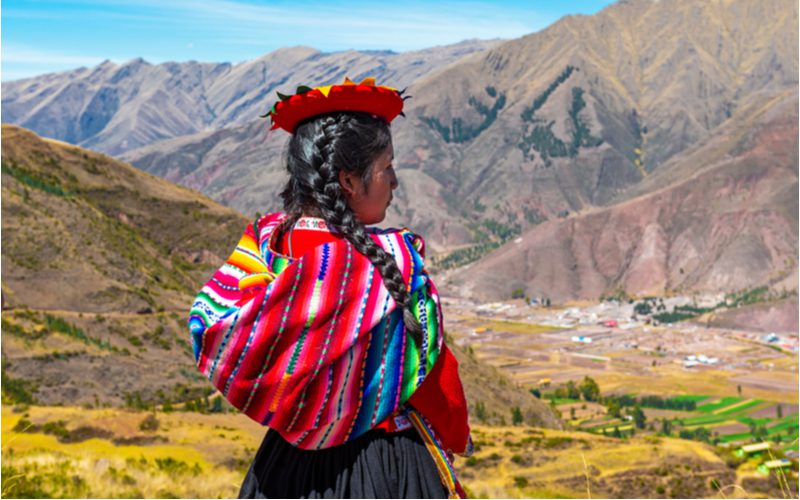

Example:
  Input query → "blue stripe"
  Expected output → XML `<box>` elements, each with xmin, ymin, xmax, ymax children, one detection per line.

<box><xmin>376</xmin><ymin>309</ymin><xmax>403</xmax><ymax>418</ymax></box>
<box><xmin>352</xmin><ymin>314</ymin><xmax>387</xmax><ymax>435</ymax></box>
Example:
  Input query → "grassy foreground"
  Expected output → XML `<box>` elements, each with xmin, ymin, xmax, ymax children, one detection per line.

<box><xmin>2</xmin><ymin>404</ymin><xmax>796</xmax><ymax>498</ymax></box>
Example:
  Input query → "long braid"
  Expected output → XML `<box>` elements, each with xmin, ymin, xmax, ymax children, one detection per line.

<box><xmin>281</xmin><ymin>113</ymin><xmax>424</xmax><ymax>347</ymax></box>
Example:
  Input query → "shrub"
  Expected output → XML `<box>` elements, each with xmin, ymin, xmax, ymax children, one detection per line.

<box><xmin>474</xmin><ymin>401</ymin><xmax>487</xmax><ymax>422</ymax></box>
<box><xmin>511</xmin><ymin>406</ymin><xmax>523</xmax><ymax>425</ymax></box>
<box><xmin>1</xmin><ymin>365</ymin><xmax>37</xmax><ymax>405</ymax></box>
<box><xmin>513</xmin><ymin>476</ymin><xmax>528</xmax><ymax>488</ymax></box>
<box><xmin>40</xmin><ymin>420</ymin><xmax>70</xmax><ymax>440</ymax></box>
<box><xmin>139</xmin><ymin>414</ymin><xmax>159</xmax><ymax>432</ymax></box>
<box><xmin>542</xmin><ymin>436</ymin><xmax>573</xmax><ymax>449</ymax></box>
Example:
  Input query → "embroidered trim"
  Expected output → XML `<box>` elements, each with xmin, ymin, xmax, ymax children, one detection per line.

<box><xmin>407</xmin><ymin>408</ymin><xmax>465</xmax><ymax>499</ymax></box>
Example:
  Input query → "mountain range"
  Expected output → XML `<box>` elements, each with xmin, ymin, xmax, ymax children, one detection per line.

<box><xmin>2</xmin><ymin>0</ymin><xmax>797</xmax><ymax>302</ymax></box>
<box><xmin>2</xmin><ymin>40</ymin><xmax>499</xmax><ymax>156</ymax></box>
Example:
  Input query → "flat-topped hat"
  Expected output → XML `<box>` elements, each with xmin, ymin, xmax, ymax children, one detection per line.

<box><xmin>266</xmin><ymin>76</ymin><xmax>407</xmax><ymax>133</ymax></box>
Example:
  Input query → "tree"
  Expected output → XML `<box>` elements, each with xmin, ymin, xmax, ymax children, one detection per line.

<box><xmin>777</xmin><ymin>404</ymin><xmax>783</xmax><ymax>419</ymax></box>
<box><xmin>632</xmin><ymin>405</ymin><xmax>646</xmax><ymax>429</ymax></box>
<box><xmin>612</xmin><ymin>426</ymin><xmax>622</xmax><ymax>438</ymax></box>
<box><xmin>693</xmin><ymin>427</ymin><xmax>711</xmax><ymax>443</ymax></box>
<box><xmin>579</xmin><ymin>376</ymin><xmax>600</xmax><ymax>402</ymax></box>
<box><xmin>607</xmin><ymin>400</ymin><xmax>622</xmax><ymax>419</ymax></box>
<box><xmin>737</xmin><ymin>385</ymin><xmax>742</xmax><ymax>397</ymax></box>
<box><xmin>570</xmin><ymin>407</ymin><xmax>576</xmax><ymax>420</ymax></box>
<box><xmin>661</xmin><ymin>418</ymin><xmax>672</xmax><ymax>436</ymax></box>
<box><xmin>566</xmin><ymin>380</ymin><xmax>580</xmax><ymax>400</ymax></box>
<box><xmin>511</xmin><ymin>406</ymin><xmax>523</xmax><ymax>425</ymax></box>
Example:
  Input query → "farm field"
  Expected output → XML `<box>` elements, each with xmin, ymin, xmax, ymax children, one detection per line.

<box><xmin>563</xmin><ymin>395</ymin><xmax>798</xmax><ymax>450</ymax></box>
<box><xmin>442</xmin><ymin>298</ymin><xmax>799</xmax><ymax>462</ymax></box>
<box><xmin>444</xmin><ymin>300</ymin><xmax>799</xmax><ymax>406</ymax></box>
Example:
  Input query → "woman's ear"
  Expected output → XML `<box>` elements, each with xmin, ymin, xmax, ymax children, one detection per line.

<box><xmin>338</xmin><ymin>170</ymin><xmax>361</xmax><ymax>198</ymax></box>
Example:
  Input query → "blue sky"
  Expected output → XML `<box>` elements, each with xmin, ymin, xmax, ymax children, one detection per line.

<box><xmin>2</xmin><ymin>0</ymin><xmax>614</xmax><ymax>81</ymax></box>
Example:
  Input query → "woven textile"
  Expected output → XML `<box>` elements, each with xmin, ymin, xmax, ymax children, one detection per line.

<box><xmin>188</xmin><ymin>212</ymin><xmax>444</xmax><ymax>450</ymax></box>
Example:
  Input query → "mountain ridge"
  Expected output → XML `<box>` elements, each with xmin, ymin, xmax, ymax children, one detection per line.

<box><xmin>2</xmin><ymin>40</ymin><xmax>501</xmax><ymax>155</ymax></box>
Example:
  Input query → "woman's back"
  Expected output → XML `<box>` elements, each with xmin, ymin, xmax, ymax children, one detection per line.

<box><xmin>188</xmin><ymin>85</ymin><xmax>471</xmax><ymax>498</ymax></box>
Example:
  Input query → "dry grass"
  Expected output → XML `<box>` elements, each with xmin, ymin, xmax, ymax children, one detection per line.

<box><xmin>456</xmin><ymin>424</ymin><xmax>733</xmax><ymax>498</ymax></box>
<box><xmin>2</xmin><ymin>404</ymin><xmax>796</xmax><ymax>498</ymax></box>
<box><xmin>1</xmin><ymin>404</ymin><xmax>263</xmax><ymax>498</ymax></box>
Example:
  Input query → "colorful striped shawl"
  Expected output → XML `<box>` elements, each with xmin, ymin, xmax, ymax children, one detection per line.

<box><xmin>188</xmin><ymin>212</ymin><xmax>444</xmax><ymax>450</ymax></box>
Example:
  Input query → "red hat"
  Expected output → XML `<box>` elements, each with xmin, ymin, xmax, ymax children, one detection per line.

<box><xmin>267</xmin><ymin>76</ymin><xmax>407</xmax><ymax>133</ymax></box>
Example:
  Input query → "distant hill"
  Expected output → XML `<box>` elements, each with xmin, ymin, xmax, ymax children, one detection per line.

<box><xmin>0</xmin><ymin>125</ymin><xmax>560</xmax><ymax>428</ymax></box>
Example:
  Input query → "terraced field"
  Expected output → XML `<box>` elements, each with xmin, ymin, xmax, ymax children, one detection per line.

<box><xmin>562</xmin><ymin>395</ymin><xmax>799</xmax><ymax>452</ymax></box>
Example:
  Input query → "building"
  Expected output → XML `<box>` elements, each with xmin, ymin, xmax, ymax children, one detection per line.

<box><xmin>736</xmin><ymin>442</ymin><xmax>771</xmax><ymax>457</ymax></box>
<box><xmin>757</xmin><ymin>458</ymin><xmax>792</xmax><ymax>475</ymax></box>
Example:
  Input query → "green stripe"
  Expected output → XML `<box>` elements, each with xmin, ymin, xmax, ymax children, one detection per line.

<box><xmin>401</xmin><ymin>329</ymin><xmax>420</xmax><ymax>401</ymax></box>
<box><xmin>425</xmin><ymin>294</ymin><xmax>440</xmax><ymax>372</ymax></box>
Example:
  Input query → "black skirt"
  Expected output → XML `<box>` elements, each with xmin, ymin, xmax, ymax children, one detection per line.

<box><xmin>238</xmin><ymin>427</ymin><xmax>449</xmax><ymax>499</ymax></box>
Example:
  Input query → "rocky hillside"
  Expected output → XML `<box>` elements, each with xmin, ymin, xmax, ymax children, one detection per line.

<box><xmin>1</xmin><ymin>124</ymin><xmax>248</xmax><ymax>406</ymax></box>
<box><xmin>445</xmin><ymin>90</ymin><xmax>798</xmax><ymax>302</ymax></box>
<box><xmin>1</xmin><ymin>40</ymin><xmax>499</xmax><ymax>155</ymax></box>
<box><xmin>1</xmin><ymin>125</ymin><xmax>560</xmax><ymax>428</ymax></box>
<box><xmin>392</xmin><ymin>0</ymin><xmax>797</xmax><ymax>242</ymax></box>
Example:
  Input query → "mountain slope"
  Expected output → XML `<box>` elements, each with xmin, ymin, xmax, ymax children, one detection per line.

<box><xmin>445</xmin><ymin>90</ymin><xmax>798</xmax><ymax>302</ymax></box>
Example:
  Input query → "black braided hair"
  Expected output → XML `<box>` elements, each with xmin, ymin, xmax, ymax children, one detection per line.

<box><xmin>277</xmin><ymin>112</ymin><xmax>424</xmax><ymax>347</ymax></box>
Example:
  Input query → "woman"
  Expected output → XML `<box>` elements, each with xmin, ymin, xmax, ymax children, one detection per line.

<box><xmin>189</xmin><ymin>77</ymin><xmax>471</xmax><ymax>498</ymax></box>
